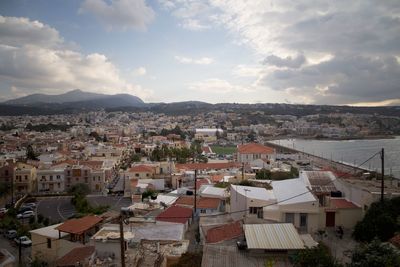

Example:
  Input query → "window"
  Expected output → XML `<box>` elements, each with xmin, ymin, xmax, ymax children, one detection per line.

<box><xmin>146</xmin><ymin>173</ymin><xmax>149</xmax><ymax>177</ymax></box>
<box><xmin>135</xmin><ymin>173</ymin><xmax>139</xmax><ymax>177</ymax></box>
<box><xmin>200</xmin><ymin>209</ymin><xmax>206</xmax><ymax>214</ymax></box>
<box><xmin>285</xmin><ymin>213</ymin><xmax>295</xmax><ymax>224</ymax></box>
<box><xmin>300</xmin><ymin>213</ymin><xmax>308</xmax><ymax>228</ymax></box>
<box><xmin>5</xmin><ymin>170</ymin><xmax>8</xmax><ymax>176</ymax></box>
<box><xmin>57</xmin><ymin>183</ymin><xmax>60</xmax><ymax>188</ymax></box>
<box><xmin>25</xmin><ymin>175</ymin><xmax>28</xmax><ymax>180</ymax></box>
<box><xmin>47</xmin><ymin>238</ymin><xmax>51</xmax><ymax>248</ymax></box>
<box><xmin>49</xmin><ymin>175</ymin><xmax>53</xmax><ymax>181</ymax></box>
<box><xmin>93</xmin><ymin>177</ymin><xmax>95</xmax><ymax>181</ymax></box>
<box><xmin>85</xmin><ymin>177</ymin><xmax>88</xmax><ymax>183</ymax></box>
<box><xmin>257</xmin><ymin>208</ymin><xmax>263</xmax><ymax>219</ymax></box>
<box><xmin>249</xmin><ymin>207</ymin><xmax>258</xmax><ymax>214</ymax></box>
<box><xmin>57</xmin><ymin>175</ymin><xmax>60</xmax><ymax>179</ymax></box>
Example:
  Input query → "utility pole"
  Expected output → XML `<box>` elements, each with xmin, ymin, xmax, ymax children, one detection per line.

<box><xmin>11</xmin><ymin>174</ymin><xmax>14</xmax><ymax>205</ymax></box>
<box><xmin>242</xmin><ymin>163</ymin><xmax>244</xmax><ymax>181</ymax></box>
<box><xmin>193</xmin><ymin>169</ymin><xmax>197</xmax><ymax>219</ymax></box>
<box><xmin>18</xmin><ymin>238</ymin><xmax>22</xmax><ymax>266</ymax></box>
<box><xmin>119</xmin><ymin>215</ymin><xmax>126</xmax><ymax>267</ymax></box>
<box><xmin>381</xmin><ymin>148</ymin><xmax>385</xmax><ymax>203</ymax></box>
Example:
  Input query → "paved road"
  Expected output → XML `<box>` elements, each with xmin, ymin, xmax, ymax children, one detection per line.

<box><xmin>37</xmin><ymin>195</ymin><xmax>132</xmax><ymax>223</ymax></box>
<box><xmin>0</xmin><ymin>235</ymin><xmax>31</xmax><ymax>266</ymax></box>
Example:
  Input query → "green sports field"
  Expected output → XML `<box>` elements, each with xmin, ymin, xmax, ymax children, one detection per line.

<box><xmin>210</xmin><ymin>146</ymin><xmax>237</xmax><ymax>155</ymax></box>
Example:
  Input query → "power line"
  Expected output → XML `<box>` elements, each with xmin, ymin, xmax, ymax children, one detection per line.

<box><xmin>126</xmin><ymin>150</ymin><xmax>382</xmax><ymax>220</ymax></box>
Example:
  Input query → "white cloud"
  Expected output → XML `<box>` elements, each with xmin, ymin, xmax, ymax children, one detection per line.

<box><xmin>189</xmin><ymin>78</ymin><xmax>253</xmax><ymax>94</ymax></box>
<box><xmin>175</xmin><ymin>56</ymin><xmax>214</xmax><ymax>65</ymax></box>
<box><xmin>132</xmin><ymin>67</ymin><xmax>147</xmax><ymax>76</ymax></box>
<box><xmin>0</xmin><ymin>16</ymin><xmax>62</xmax><ymax>48</ymax></box>
<box><xmin>163</xmin><ymin>0</ymin><xmax>400</xmax><ymax>105</ymax></box>
<box><xmin>0</xmin><ymin>16</ymin><xmax>153</xmax><ymax>100</ymax></box>
<box><xmin>79</xmin><ymin>0</ymin><xmax>155</xmax><ymax>31</ymax></box>
<box><xmin>232</xmin><ymin>65</ymin><xmax>263</xmax><ymax>77</ymax></box>
<box><xmin>180</xmin><ymin>19</ymin><xmax>210</xmax><ymax>31</ymax></box>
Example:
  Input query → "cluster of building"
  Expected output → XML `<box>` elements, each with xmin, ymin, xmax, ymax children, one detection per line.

<box><xmin>1</xmin><ymin>111</ymin><xmax>400</xmax><ymax>266</ymax></box>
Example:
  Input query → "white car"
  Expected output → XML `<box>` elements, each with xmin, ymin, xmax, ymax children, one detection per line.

<box><xmin>14</xmin><ymin>236</ymin><xmax>32</xmax><ymax>247</ymax></box>
<box><xmin>16</xmin><ymin>210</ymin><xmax>35</xmax><ymax>219</ymax></box>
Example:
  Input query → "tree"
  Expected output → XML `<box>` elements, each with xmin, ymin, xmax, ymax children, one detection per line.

<box><xmin>353</xmin><ymin>197</ymin><xmax>399</xmax><ymax>242</ymax></box>
<box><xmin>31</xmin><ymin>257</ymin><xmax>48</xmax><ymax>267</ymax></box>
<box><xmin>131</xmin><ymin>154</ymin><xmax>141</xmax><ymax>162</ymax></box>
<box><xmin>255</xmin><ymin>169</ymin><xmax>271</xmax><ymax>180</ymax></box>
<box><xmin>247</xmin><ymin>130</ymin><xmax>256</xmax><ymax>142</ymax></box>
<box><xmin>349</xmin><ymin>239</ymin><xmax>400</xmax><ymax>267</ymax></box>
<box><xmin>67</xmin><ymin>183</ymin><xmax>90</xmax><ymax>197</ymax></box>
<box><xmin>293</xmin><ymin>244</ymin><xmax>342</xmax><ymax>267</ymax></box>
<box><xmin>26</xmin><ymin>144</ymin><xmax>38</xmax><ymax>160</ymax></box>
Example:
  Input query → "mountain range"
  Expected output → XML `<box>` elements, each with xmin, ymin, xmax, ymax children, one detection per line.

<box><xmin>4</xmin><ymin>89</ymin><xmax>144</xmax><ymax>108</ymax></box>
<box><xmin>1</xmin><ymin>89</ymin><xmax>400</xmax><ymax>117</ymax></box>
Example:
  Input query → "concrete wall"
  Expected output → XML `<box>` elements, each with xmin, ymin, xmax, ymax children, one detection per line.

<box><xmin>335</xmin><ymin>208</ymin><xmax>363</xmax><ymax>229</ymax></box>
<box><xmin>92</xmin><ymin>240</ymin><xmax>121</xmax><ymax>262</ymax></box>
<box><xmin>31</xmin><ymin>233</ymin><xmax>83</xmax><ymax>266</ymax></box>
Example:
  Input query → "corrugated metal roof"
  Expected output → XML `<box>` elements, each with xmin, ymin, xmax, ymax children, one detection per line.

<box><xmin>244</xmin><ymin>223</ymin><xmax>305</xmax><ymax>250</ymax></box>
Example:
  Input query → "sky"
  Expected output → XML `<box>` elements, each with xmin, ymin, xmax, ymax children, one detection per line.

<box><xmin>0</xmin><ymin>0</ymin><xmax>399</xmax><ymax>106</ymax></box>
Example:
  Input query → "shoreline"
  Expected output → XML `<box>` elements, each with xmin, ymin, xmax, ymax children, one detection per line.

<box><xmin>268</xmin><ymin>135</ymin><xmax>397</xmax><ymax>142</ymax></box>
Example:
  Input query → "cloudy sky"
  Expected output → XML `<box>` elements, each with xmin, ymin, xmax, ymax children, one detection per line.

<box><xmin>0</xmin><ymin>0</ymin><xmax>399</xmax><ymax>106</ymax></box>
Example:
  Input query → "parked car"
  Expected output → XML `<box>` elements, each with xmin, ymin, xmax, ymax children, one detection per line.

<box><xmin>4</xmin><ymin>230</ymin><xmax>17</xmax><ymax>239</ymax></box>
<box><xmin>21</xmin><ymin>202</ymin><xmax>36</xmax><ymax>209</ymax></box>
<box><xmin>18</xmin><ymin>206</ymin><xmax>33</xmax><ymax>214</ymax></box>
<box><xmin>14</xmin><ymin>236</ymin><xmax>32</xmax><ymax>247</ymax></box>
<box><xmin>16</xmin><ymin>211</ymin><xmax>35</xmax><ymax>219</ymax></box>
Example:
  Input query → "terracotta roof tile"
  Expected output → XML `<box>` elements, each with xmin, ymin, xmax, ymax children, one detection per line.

<box><xmin>206</xmin><ymin>221</ymin><xmax>243</xmax><ymax>243</ymax></box>
<box><xmin>56</xmin><ymin>216</ymin><xmax>103</xmax><ymax>235</ymax></box>
<box><xmin>56</xmin><ymin>246</ymin><xmax>95</xmax><ymax>266</ymax></box>
<box><xmin>175</xmin><ymin>196</ymin><xmax>194</xmax><ymax>207</ymax></box>
<box><xmin>197</xmin><ymin>198</ymin><xmax>220</xmax><ymax>209</ymax></box>
<box><xmin>128</xmin><ymin>165</ymin><xmax>155</xmax><ymax>173</ymax></box>
<box><xmin>156</xmin><ymin>206</ymin><xmax>192</xmax><ymax>224</ymax></box>
<box><xmin>174</xmin><ymin>197</ymin><xmax>220</xmax><ymax>209</ymax></box>
<box><xmin>330</xmin><ymin>198</ymin><xmax>359</xmax><ymax>209</ymax></box>
<box><xmin>237</xmin><ymin>143</ymin><xmax>275</xmax><ymax>154</ymax></box>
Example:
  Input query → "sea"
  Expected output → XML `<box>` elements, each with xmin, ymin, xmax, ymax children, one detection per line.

<box><xmin>270</xmin><ymin>136</ymin><xmax>400</xmax><ymax>179</ymax></box>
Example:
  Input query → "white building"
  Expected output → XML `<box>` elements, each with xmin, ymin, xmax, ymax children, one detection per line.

<box><xmin>37</xmin><ymin>169</ymin><xmax>65</xmax><ymax>193</ymax></box>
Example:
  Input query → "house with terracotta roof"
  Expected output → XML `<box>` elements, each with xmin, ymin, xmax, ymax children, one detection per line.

<box><xmin>174</xmin><ymin>196</ymin><xmax>223</xmax><ymax>216</ymax></box>
<box><xmin>156</xmin><ymin>206</ymin><xmax>193</xmax><ymax>230</ymax></box>
<box><xmin>204</xmin><ymin>221</ymin><xmax>243</xmax><ymax>244</ymax></box>
<box><xmin>237</xmin><ymin>143</ymin><xmax>275</xmax><ymax>164</ymax></box>
<box><xmin>30</xmin><ymin>223</ymin><xmax>83</xmax><ymax>266</ymax></box>
<box><xmin>126</xmin><ymin>164</ymin><xmax>156</xmax><ymax>179</ymax></box>
<box><xmin>324</xmin><ymin>198</ymin><xmax>362</xmax><ymax>229</ymax></box>
<box><xmin>56</xmin><ymin>246</ymin><xmax>95</xmax><ymax>267</ymax></box>
<box><xmin>56</xmin><ymin>216</ymin><xmax>103</xmax><ymax>244</ymax></box>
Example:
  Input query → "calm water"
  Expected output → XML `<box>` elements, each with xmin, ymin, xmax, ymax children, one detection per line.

<box><xmin>271</xmin><ymin>137</ymin><xmax>400</xmax><ymax>179</ymax></box>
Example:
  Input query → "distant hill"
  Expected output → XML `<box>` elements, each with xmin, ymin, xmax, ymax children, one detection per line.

<box><xmin>3</xmin><ymin>89</ymin><xmax>145</xmax><ymax>108</ymax></box>
<box><xmin>1</xmin><ymin>90</ymin><xmax>400</xmax><ymax>117</ymax></box>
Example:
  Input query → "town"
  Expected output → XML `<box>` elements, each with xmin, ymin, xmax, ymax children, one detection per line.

<box><xmin>0</xmin><ymin>110</ymin><xmax>399</xmax><ymax>267</ymax></box>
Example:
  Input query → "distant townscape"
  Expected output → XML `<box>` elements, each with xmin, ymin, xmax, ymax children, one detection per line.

<box><xmin>0</xmin><ymin>94</ymin><xmax>400</xmax><ymax>266</ymax></box>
